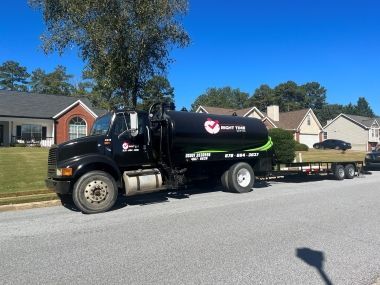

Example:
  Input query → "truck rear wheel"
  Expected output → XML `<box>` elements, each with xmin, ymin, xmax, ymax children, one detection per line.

<box><xmin>227</xmin><ymin>162</ymin><xmax>255</xmax><ymax>193</ymax></box>
<box><xmin>344</xmin><ymin>164</ymin><xmax>355</xmax><ymax>179</ymax></box>
<box><xmin>73</xmin><ymin>171</ymin><xmax>118</xmax><ymax>214</ymax></box>
<box><xmin>333</xmin><ymin>165</ymin><xmax>345</xmax><ymax>180</ymax></box>
<box><xmin>221</xmin><ymin>170</ymin><xmax>230</xmax><ymax>191</ymax></box>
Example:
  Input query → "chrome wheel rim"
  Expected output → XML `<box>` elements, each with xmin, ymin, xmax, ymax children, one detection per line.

<box><xmin>338</xmin><ymin>168</ymin><xmax>345</xmax><ymax>178</ymax></box>
<box><xmin>84</xmin><ymin>180</ymin><xmax>109</xmax><ymax>203</ymax></box>
<box><xmin>237</xmin><ymin>169</ymin><xmax>251</xmax><ymax>187</ymax></box>
<box><xmin>348</xmin><ymin>167</ymin><xmax>355</xmax><ymax>177</ymax></box>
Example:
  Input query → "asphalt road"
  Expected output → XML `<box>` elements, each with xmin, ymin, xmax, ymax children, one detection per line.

<box><xmin>1</xmin><ymin>171</ymin><xmax>380</xmax><ymax>285</ymax></box>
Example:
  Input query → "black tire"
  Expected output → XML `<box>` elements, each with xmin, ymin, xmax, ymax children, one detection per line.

<box><xmin>335</xmin><ymin>146</ymin><xmax>340</xmax><ymax>150</ymax></box>
<box><xmin>227</xmin><ymin>162</ymin><xmax>255</xmax><ymax>193</ymax></box>
<box><xmin>344</xmin><ymin>164</ymin><xmax>355</xmax><ymax>179</ymax></box>
<box><xmin>314</xmin><ymin>144</ymin><xmax>320</xmax><ymax>149</ymax></box>
<box><xmin>333</xmin><ymin>164</ymin><xmax>345</xmax><ymax>180</ymax></box>
<box><xmin>221</xmin><ymin>170</ymin><xmax>230</xmax><ymax>191</ymax></box>
<box><xmin>72</xmin><ymin>171</ymin><xmax>118</xmax><ymax>214</ymax></box>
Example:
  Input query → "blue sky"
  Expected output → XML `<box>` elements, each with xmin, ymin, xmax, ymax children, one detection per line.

<box><xmin>0</xmin><ymin>0</ymin><xmax>379</xmax><ymax>114</ymax></box>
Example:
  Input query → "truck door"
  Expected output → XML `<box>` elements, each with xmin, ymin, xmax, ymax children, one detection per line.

<box><xmin>111</xmin><ymin>112</ymin><xmax>153</xmax><ymax>168</ymax></box>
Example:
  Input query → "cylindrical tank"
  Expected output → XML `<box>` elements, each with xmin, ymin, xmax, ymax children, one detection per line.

<box><xmin>164</xmin><ymin>110</ymin><xmax>269</xmax><ymax>155</ymax></box>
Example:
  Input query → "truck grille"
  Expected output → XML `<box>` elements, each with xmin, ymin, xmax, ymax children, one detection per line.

<box><xmin>47</xmin><ymin>147</ymin><xmax>58</xmax><ymax>177</ymax></box>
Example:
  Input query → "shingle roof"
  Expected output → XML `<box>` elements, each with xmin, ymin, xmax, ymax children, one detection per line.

<box><xmin>201</xmin><ymin>106</ymin><xmax>263</xmax><ymax>117</ymax></box>
<box><xmin>199</xmin><ymin>105</ymin><xmax>311</xmax><ymax>130</ymax></box>
<box><xmin>342</xmin><ymin>114</ymin><xmax>378</xmax><ymax>128</ymax></box>
<box><xmin>200</xmin><ymin>106</ymin><xmax>241</xmax><ymax>116</ymax></box>
<box><xmin>275</xmin><ymin>109</ymin><xmax>309</xmax><ymax>130</ymax></box>
<box><xmin>0</xmin><ymin>90</ymin><xmax>105</xmax><ymax>118</ymax></box>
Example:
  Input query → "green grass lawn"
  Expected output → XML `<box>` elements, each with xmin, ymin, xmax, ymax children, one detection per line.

<box><xmin>0</xmin><ymin>147</ymin><xmax>50</xmax><ymax>195</ymax></box>
<box><xmin>296</xmin><ymin>149</ymin><xmax>366</xmax><ymax>163</ymax></box>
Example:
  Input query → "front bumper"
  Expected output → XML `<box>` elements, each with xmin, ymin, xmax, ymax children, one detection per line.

<box><xmin>45</xmin><ymin>178</ymin><xmax>71</xmax><ymax>194</ymax></box>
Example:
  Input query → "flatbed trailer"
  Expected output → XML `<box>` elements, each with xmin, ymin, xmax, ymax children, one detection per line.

<box><xmin>269</xmin><ymin>161</ymin><xmax>365</xmax><ymax>180</ymax></box>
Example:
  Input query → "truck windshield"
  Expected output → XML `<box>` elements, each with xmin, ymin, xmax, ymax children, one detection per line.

<box><xmin>91</xmin><ymin>113</ymin><xmax>112</xmax><ymax>135</ymax></box>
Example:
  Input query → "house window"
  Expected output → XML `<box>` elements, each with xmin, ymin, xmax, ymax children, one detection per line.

<box><xmin>21</xmin><ymin>124</ymin><xmax>42</xmax><ymax>140</ymax></box>
<box><xmin>69</xmin><ymin>117</ymin><xmax>87</xmax><ymax>140</ymax></box>
<box><xmin>307</xmin><ymin>115</ymin><xmax>311</xmax><ymax>126</ymax></box>
<box><xmin>323</xmin><ymin>132</ymin><xmax>328</xmax><ymax>140</ymax></box>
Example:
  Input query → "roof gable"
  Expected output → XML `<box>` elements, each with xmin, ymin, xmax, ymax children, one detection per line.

<box><xmin>53</xmin><ymin>99</ymin><xmax>98</xmax><ymax>119</ymax></box>
<box><xmin>297</xmin><ymin>109</ymin><xmax>323</xmax><ymax>130</ymax></box>
<box><xmin>324</xmin><ymin>113</ymin><xmax>377</xmax><ymax>129</ymax></box>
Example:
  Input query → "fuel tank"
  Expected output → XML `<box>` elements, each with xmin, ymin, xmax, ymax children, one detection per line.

<box><xmin>163</xmin><ymin>110</ymin><xmax>270</xmax><ymax>155</ymax></box>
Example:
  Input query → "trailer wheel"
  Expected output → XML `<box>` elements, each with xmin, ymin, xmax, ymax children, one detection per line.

<box><xmin>333</xmin><ymin>165</ymin><xmax>345</xmax><ymax>180</ymax></box>
<box><xmin>227</xmin><ymin>162</ymin><xmax>255</xmax><ymax>193</ymax></box>
<box><xmin>72</xmin><ymin>171</ymin><xmax>118</xmax><ymax>214</ymax></box>
<box><xmin>344</xmin><ymin>164</ymin><xmax>355</xmax><ymax>179</ymax></box>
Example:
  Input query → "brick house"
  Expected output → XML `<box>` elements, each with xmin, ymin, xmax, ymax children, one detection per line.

<box><xmin>0</xmin><ymin>90</ymin><xmax>105</xmax><ymax>147</ymax></box>
<box><xmin>196</xmin><ymin>105</ymin><xmax>323</xmax><ymax>147</ymax></box>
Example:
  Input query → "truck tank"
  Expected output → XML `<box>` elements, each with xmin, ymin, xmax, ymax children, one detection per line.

<box><xmin>163</xmin><ymin>110</ymin><xmax>271</xmax><ymax>157</ymax></box>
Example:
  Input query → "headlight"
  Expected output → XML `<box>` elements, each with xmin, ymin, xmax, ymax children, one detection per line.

<box><xmin>56</xmin><ymin>168</ymin><xmax>73</xmax><ymax>177</ymax></box>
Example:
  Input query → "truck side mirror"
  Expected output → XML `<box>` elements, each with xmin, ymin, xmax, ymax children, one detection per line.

<box><xmin>130</xmin><ymin>112</ymin><xmax>139</xmax><ymax>137</ymax></box>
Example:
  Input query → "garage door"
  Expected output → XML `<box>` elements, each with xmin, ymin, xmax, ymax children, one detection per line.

<box><xmin>299</xmin><ymin>134</ymin><xmax>319</xmax><ymax>148</ymax></box>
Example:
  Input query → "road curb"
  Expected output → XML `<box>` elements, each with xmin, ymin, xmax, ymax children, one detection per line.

<box><xmin>0</xmin><ymin>199</ymin><xmax>61</xmax><ymax>212</ymax></box>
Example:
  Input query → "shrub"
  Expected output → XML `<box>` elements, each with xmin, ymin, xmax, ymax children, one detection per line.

<box><xmin>269</xmin><ymin>128</ymin><xmax>296</xmax><ymax>163</ymax></box>
<box><xmin>295</xmin><ymin>142</ymin><xmax>309</xmax><ymax>151</ymax></box>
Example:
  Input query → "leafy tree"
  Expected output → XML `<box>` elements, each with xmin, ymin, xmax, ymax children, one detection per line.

<box><xmin>248</xmin><ymin>84</ymin><xmax>276</xmax><ymax>111</ymax></box>
<box><xmin>191</xmin><ymin>87</ymin><xmax>250</xmax><ymax>111</ymax></box>
<box><xmin>314</xmin><ymin>104</ymin><xmax>345</xmax><ymax>126</ymax></box>
<box><xmin>29</xmin><ymin>68</ymin><xmax>47</xmax><ymax>93</ymax></box>
<box><xmin>274</xmin><ymin>81</ymin><xmax>307</xmax><ymax>112</ymax></box>
<box><xmin>30</xmin><ymin>0</ymin><xmax>190</xmax><ymax>107</ymax></box>
<box><xmin>355</xmin><ymin>97</ymin><xmax>374</xmax><ymax>117</ymax></box>
<box><xmin>139</xmin><ymin>76</ymin><xmax>174</xmax><ymax>111</ymax></box>
<box><xmin>343</xmin><ymin>103</ymin><xmax>356</xmax><ymax>115</ymax></box>
<box><xmin>301</xmin><ymin>82</ymin><xmax>327</xmax><ymax>109</ymax></box>
<box><xmin>0</xmin><ymin>60</ymin><xmax>29</xmax><ymax>91</ymax></box>
<box><xmin>269</xmin><ymin>128</ymin><xmax>296</xmax><ymax>163</ymax></box>
<box><xmin>30</xmin><ymin>65</ymin><xmax>74</xmax><ymax>95</ymax></box>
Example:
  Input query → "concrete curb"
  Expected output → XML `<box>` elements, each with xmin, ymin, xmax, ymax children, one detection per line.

<box><xmin>0</xmin><ymin>200</ymin><xmax>61</xmax><ymax>212</ymax></box>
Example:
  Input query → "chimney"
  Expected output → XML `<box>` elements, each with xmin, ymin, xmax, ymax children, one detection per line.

<box><xmin>267</xmin><ymin>105</ymin><xmax>279</xmax><ymax>121</ymax></box>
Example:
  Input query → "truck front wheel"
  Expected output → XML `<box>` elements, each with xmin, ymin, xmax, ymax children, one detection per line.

<box><xmin>73</xmin><ymin>171</ymin><xmax>118</xmax><ymax>214</ymax></box>
<box><xmin>227</xmin><ymin>162</ymin><xmax>255</xmax><ymax>193</ymax></box>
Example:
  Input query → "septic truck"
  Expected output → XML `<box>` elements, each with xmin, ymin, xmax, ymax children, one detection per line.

<box><xmin>45</xmin><ymin>103</ymin><xmax>274</xmax><ymax>213</ymax></box>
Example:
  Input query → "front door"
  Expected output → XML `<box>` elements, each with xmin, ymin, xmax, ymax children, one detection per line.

<box><xmin>111</xmin><ymin>112</ymin><xmax>153</xmax><ymax>168</ymax></box>
<box><xmin>0</xmin><ymin>125</ymin><xmax>3</xmax><ymax>146</ymax></box>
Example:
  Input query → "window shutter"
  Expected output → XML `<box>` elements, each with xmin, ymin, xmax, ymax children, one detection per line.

<box><xmin>42</xmin><ymin>127</ymin><xmax>47</xmax><ymax>140</ymax></box>
<box><xmin>16</xmin><ymin>126</ymin><xmax>22</xmax><ymax>138</ymax></box>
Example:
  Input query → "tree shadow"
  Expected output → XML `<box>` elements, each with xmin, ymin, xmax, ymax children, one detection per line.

<box><xmin>296</xmin><ymin>247</ymin><xmax>333</xmax><ymax>285</ymax></box>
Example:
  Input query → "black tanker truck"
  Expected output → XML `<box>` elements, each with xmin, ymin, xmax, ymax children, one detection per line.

<box><xmin>45</xmin><ymin>103</ymin><xmax>274</xmax><ymax>213</ymax></box>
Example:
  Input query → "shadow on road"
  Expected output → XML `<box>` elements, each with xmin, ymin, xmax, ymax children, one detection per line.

<box><xmin>112</xmin><ymin>183</ymin><xmax>223</xmax><ymax>211</ymax></box>
<box><xmin>296</xmin><ymin>247</ymin><xmax>333</xmax><ymax>285</ymax></box>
